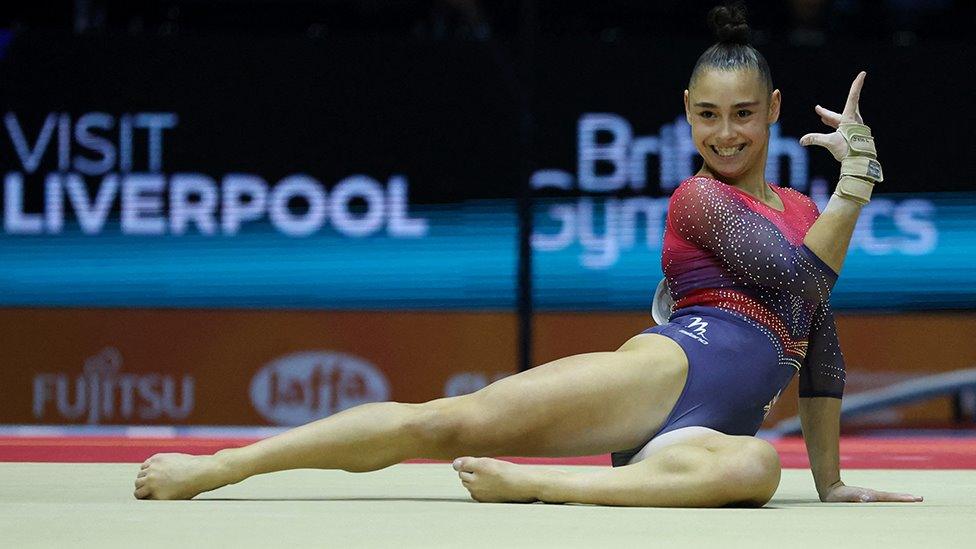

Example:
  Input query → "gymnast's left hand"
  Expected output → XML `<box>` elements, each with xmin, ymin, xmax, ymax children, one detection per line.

<box><xmin>821</xmin><ymin>481</ymin><xmax>923</xmax><ymax>503</ymax></box>
<box><xmin>799</xmin><ymin>71</ymin><xmax>867</xmax><ymax>161</ymax></box>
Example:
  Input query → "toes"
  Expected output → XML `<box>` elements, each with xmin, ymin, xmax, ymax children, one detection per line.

<box><xmin>454</xmin><ymin>456</ymin><xmax>490</xmax><ymax>473</ymax></box>
<box><xmin>134</xmin><ymin>476</ymin><xmax>149</xmax><ymax>496</ymax></box>
<box><xmin>141</xmin><ymin>455</ymin><xmax>160</xmax><ymax>469</ymax></box>
<box><xmin>458</xmin><ymin>471</ymin><xmax>475</xmax><ymax>482</ymax></box>
<box><xmin>453</xmin><ymin>457</ymin><xmax>474</xmax><ymax>472</ymax></box>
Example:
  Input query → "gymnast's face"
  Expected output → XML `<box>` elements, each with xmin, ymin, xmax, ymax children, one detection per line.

<box><xmin>684</xmin><ymin>68</ymin><xmax>781</xmax><ymax>184</ymax></box>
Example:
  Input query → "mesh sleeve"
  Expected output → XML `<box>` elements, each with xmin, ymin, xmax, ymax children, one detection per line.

<box><xmin>798</xmin><ymin>300</ymin><xmax>846</xmax><ymax>398</ymax></box>
<box><xmin>669</xmin><ymin>178</ymin><xmax>838</xmax><ymax>302</ymax></box>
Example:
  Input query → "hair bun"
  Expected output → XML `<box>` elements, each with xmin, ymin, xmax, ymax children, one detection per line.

<box><xmin>707</xmin><ymin>2</ymin><xmax>751</xmax><ymax>45</ymax></box>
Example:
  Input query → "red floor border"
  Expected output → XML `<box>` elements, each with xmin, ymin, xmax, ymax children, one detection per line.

<box><xmin>2</xmin><ymin>436</ymin><xmax>976</xmax><ymax>469</ymax></box>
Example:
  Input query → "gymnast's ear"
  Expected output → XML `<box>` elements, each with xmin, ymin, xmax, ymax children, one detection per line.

<box><xmin>684</xmin><ymin>89</ymin><xmax>691</xmax><ymax>124</ymax></box>
<box><xmin>768</xmin><ymin>88</ymin><xmax>782</xmax><ymax>125</ymax></box>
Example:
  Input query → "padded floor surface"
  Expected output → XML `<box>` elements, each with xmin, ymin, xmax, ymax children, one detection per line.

<box><xmin>2</xmin><ymin>463</ymin><xmax>974</xmax><ymax>548</ymax></box>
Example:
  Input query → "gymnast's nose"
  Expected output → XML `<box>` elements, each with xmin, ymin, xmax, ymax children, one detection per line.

<box><xmin>717</xmin><ymin>117</ymin><xmax>736</xmax><ymax>141</ymax></box>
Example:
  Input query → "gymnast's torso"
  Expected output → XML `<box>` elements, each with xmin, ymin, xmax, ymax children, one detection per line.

<box><xmin>612</xmin><ymin>176</ymin><xmax>847</xmax><ymax>466</ymax></box>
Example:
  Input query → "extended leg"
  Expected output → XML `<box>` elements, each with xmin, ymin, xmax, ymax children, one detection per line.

<box><xmin>136</xmin><ymin>400</ymin><xmax>451</xmax><ymax>500</ymax></box>
<box><xmin>455</xmin><ymin>432</ymin><xmax>781</xmax><ymax>508</ymax></box>
<box><xmin>135</xmin><ymin>334</ymin><xmax>689</xmax><ymax>500</ymax></box>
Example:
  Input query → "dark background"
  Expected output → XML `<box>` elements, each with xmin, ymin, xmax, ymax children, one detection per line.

<box><xmin>1</xmin><ymin>0</ymin><xmax>974</xmax><ymax>203</ymax></box>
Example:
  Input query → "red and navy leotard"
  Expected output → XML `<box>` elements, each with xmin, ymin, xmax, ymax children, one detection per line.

<box><xmin>664</xmin><ymin>176</ymin><xmax>846</xmax><ymax>399</ymax></box>
<box><xmin>612</xmin><ymin>176</ymin><xmax>846</xmax><ymax>466</ymax></box>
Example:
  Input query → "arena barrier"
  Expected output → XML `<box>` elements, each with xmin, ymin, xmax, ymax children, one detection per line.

<box><xmin>773</xmin><ymin>368</ymin><xmax>976</xmax><ymax>435</ymax></box>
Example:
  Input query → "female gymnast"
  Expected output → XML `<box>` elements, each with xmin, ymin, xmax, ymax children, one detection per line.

<box><xmin>135</xmin><ymin>4</ymin><xmax>922</xmax><ymax>507</ymax></box>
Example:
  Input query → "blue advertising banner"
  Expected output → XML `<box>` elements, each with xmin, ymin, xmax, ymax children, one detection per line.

<box><xmin>2</xmin><ymin>188</ymin><xmax>972</xmax><ymax>311</ymax></box>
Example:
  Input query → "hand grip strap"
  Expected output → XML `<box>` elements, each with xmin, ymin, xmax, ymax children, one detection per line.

<box><xmin>834</xmin><ymin>123</ymin><xmax>882</xmax><ymax>205</ymax></box>
<box><xmin>839</xmin><ymin>123</ymin><xmax>877</xmax><ymax>158</ymax></box>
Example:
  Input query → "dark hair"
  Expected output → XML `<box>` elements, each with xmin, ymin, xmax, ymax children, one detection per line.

<box><xmin>689</xmin><ymin>2</ymin><xmax>773</xmax><ymax>95</ymax></box>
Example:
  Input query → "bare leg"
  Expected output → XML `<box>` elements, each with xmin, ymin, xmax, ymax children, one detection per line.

<box><xmin>135</xmin><ymin>334</ymin><xmax>688</xmax><ymax>500</ymax></box>
<box><xmin>136</xmin><ymin>401</ymin><xmax>440</xmax><ymax>500</ymax></box>
<box><xmin>454</xmin><ymin>432</ymin><xmax>781</xmax><ymax>507</ymax></box>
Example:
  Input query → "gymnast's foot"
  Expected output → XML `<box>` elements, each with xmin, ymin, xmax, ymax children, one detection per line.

<box><xmin>134</xmin><ymin>453</ymin><xmax>235</xmax><ymax>500</ymax></box>
<box><xmin>453</xmin><ymin>456</ymin><xmax>553</xmax><ymax>503</ymax></box>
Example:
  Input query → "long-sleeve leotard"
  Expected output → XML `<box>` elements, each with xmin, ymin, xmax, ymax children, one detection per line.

<box><xmin>800</xmin><ymin>299</ymin><xmax>845</xmax><ymax>398</ymax></box>
<box><xmin>662</xmin><ymin>176</ymin><xmax>845</xmax><ymax>398</ymax></box>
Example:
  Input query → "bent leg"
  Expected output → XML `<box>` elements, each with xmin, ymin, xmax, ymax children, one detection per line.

<box><xmin>136</xmin><ymin>334</ymin><xmax>688</xmax><ymax>499</ymax></box>
<box><xmin>455</xmin><ymin>432</ymin><xmax>781</xmax><ymax>507</ymax></box>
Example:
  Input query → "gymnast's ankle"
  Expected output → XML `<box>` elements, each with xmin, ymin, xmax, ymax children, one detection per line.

<box><xmin>212</xmin><ymin>448</ymin><xmax>249</xmax><ymax>485</ymax></box>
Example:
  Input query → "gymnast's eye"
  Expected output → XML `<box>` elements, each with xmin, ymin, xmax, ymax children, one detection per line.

<box><xmin>737</xmin><ymin>109</ymin><xmax>754</xmax><ymax>118</ymax></box>
<box><xmin>699</xmin><ymin>111</ymin><xmax>716</xmax><ymax>119</ymax></box>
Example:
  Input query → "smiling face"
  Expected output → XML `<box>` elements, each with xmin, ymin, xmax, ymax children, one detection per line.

<box><xmin>684</xmin><ymin>68</ymin><xmax>781</xmax><ymax>186</ymax></box>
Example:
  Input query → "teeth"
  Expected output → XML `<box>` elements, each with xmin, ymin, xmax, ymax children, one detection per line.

<box><xmin>713</xmin><ymin>145</ymin><xmax>744</xmax><ymax>157</ymax></box>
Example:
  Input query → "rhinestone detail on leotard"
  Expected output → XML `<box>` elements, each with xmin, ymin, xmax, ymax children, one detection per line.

<box><xmin>661</xmin><ymin>176</ymin><xmax>846</xmax><ymax>398</ymax></box>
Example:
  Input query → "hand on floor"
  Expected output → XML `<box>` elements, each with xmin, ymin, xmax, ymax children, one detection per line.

<box><xmin>821</xmin><ymin>481</ymin><xmax>923</xmax><ymax>503</ymax></box>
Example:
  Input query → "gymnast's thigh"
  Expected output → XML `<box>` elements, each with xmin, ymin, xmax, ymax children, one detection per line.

<box><xmin>440</xmin><ymin>333</ymin><xmax>689</xmax><ymax>457</ymax></box>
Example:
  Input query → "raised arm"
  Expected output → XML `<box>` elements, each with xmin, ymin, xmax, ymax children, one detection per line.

<box><xmin>798</xmin><ymin>71</ymin><xmax>883</xmax><ymax>274</ymax></box>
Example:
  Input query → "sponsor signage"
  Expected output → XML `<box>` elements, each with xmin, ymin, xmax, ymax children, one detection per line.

<box><xmin>2</xmin><ymin>308</ymin><xmax>972</xmax><ymax>428</ymax></box>
<box><xmin>0</xmin><ymin>308</ymin><xmax>516</xmax><ymax>426</ymax></box>
<box><xmin>32</xmin><ymin>347</ymin><xmax>195</xmax><ymax>424</ymax></box>
<box><xmin>2</xmin><ymin>111</ymin><xmax>429</xmax><ymax>239</ymax></box>
<box><xmin>250</xmin><ymin>352</ymin><xmax>390</xmax><ymax>426</ymax></box>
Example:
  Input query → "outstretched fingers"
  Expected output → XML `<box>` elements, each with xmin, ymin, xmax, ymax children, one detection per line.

<box><xmin>814</xmin><ymin>105</ymin><xmax>842</xmax><ymax>129</ymax></box>
<box><xmin>800</xmin><ymin>132</ymin><xmax>828</xmax><ymax>147</ymax></box>
<box><xmin>860</xmin><ymin>490</ymin><xmax>923</xmax><ymax>503</ymax></box>
<box><xmin>803</xmin><ymin>71</ymin><xmax>870</xmax><ymax>162</ymax></box>
<box><xmin>842</xmin><ymin>71</ymin><xmax>867</xmax><ymax>122</ymax></box>
<box><xmin>826</xmin><ymin>485</ymin><xmax>923</xmax><ymax>503</ymax></box>
<box><xmin>800</xmin><ymin>131</ymin><xmax>846</xmax><ymax>161</ymax></box>
<box><xmin>810</xmin><ymin>71</ymin><xmax>867</xmax><ymax>130</ymax></box>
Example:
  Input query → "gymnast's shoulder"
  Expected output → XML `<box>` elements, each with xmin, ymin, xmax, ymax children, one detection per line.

<box><xmin>775</xmin><ymin>184</ymin><xmax>822</xmax><ymax>216</ymax></box>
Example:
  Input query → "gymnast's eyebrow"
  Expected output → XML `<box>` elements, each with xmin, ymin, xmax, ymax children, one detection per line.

<box><xmin>693</xmin><ymin>101</ymin><xmax>760</xmax><ymax>108</ymax></box>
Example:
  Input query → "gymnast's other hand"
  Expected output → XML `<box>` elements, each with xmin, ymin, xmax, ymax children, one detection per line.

<box><xmin>800</xmin><ymin>71</ymin><xmax>867</xmax><ymax>161</ymax></box>
<box><xmin>821</xmin><ymin>481</ymin><xmax>923</xmax><ymax>503</ymax></box>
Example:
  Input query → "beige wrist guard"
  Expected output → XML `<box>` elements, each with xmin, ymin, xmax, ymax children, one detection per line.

<box><xmin>834</xmin><ymin>123</ymin><xmax>883</xmax><ymax>205</ymax></box>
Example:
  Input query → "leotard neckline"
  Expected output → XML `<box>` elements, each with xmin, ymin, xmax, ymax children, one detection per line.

<box><xmin>692</xmin><ymin>176</ymin><xmax>787</xmax><ymax>213</ymax></box>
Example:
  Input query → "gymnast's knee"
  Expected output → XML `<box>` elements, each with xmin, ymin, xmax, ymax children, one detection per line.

<box><xmin>654</xmin><ymin>437</ymin><xmax>780</xmax><ymax>507</ymax></box>
<box><xmin>403</xmin><ymin>397</ymin><xmax>480</xmax><ymax>455</ymax></box>
<box><xmin>723</xmin><ymin>438</ymin><xmax>782</xmax><ymax>507</ymax></box>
